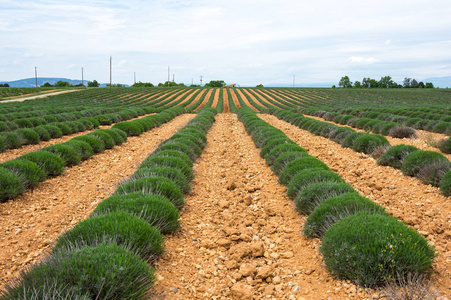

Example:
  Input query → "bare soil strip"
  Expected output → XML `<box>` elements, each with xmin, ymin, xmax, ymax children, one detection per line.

<box><xmin>259</xmin><ymin>114</ymin><xmax>451</xmax><ymax>296</ymax></box>
<box><xmin>243</xmin><ymin>89</ymin><xmax>268</xmax><ymax>108</ymax></box>
<box><xmin>0</xmin><ymin>90</ymin><xmax>79</xmax><ymax>103</ymax></box>
<box><xmin>153</xmin><ymin>114</ymin><xmax>364</xmax><ymax>300</ymax></box>
<box><xmin>306</xmin><ymin>115</ymin><xmax>451</xmax><ymax>160</ymax></box>
<box><xmin>222</xmin><ymin>88</ymin><xmax>230</xmax><ymax>113</ymax></box>
<box><xmin>194</xmin><ymin>89</ymin><xmax>214</xmax><ymax>111</ymax></box>
<box><xmin>211</xmin><ymin>89</ymin><xmax>220</xmax><ymax>109</ymax></box>
<box><xmin>0</xmin><ymin>114</ymin><xmax>196</xmax><ymax>286</ymax></box>
<box><xmin>181</xmin><ymin>89</ymin><xmax>206</xmax><ymax>107</ymax></box>
<box><xmin>164</xmin><ymin>89</ymin><xmax>197</xmax><ymax>106</ymax></box>
<box><xmin>0</xmin><ymin>114</ymin><xmax>157</xmax><ymax>163</ymax></box>
<box><xmin>234</xmin><ymin>89</ymin><xmax>259</xmax><ymax>111</ymax></box>
<box><xmin>229</xmin><ymin>89</ymin><xmax>242</xmax><ymax>109</ymax></box>
<box><xmin>252</xmin><ymin>89</ymin><xmax>287</xmax><ymax>108</ymax></box>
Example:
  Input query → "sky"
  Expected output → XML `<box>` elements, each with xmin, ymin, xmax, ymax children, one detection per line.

<box><xmin>1</xmin><ymin>0</ymin><xmax>451</xmax><ymax>87</ymax></box>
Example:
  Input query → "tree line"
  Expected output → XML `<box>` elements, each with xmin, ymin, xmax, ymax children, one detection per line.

<box><xmin>336</xmin><ymin>76</ymin><xmax>434</xmax><ymax>89</ymax></box>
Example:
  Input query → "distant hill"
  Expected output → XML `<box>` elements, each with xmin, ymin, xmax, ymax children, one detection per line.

<box><xmin>0</xmin><ymin>77</ymin><xmax>128</xmax><ymax>87</ymax></box>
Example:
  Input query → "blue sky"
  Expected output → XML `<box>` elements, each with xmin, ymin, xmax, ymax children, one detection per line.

<box><xmin>1</xmin><ymin>0</ymin><xmax>450</xmax><ymax>86</ymax></box>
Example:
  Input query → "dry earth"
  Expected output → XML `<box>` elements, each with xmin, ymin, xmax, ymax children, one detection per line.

<box><xmin>0</xmin><ymin>114</ymin><xmax>195</xmax><ymax>286</ymax></box>
<box><xmin>0</xmin><ymin>90</ymin><xmax>79</xmax><ymax>103</ymax></box>
<box><xmin>152</xmin><ymin>114</ymin><xmax>372</xmax><ymax>300</ymax></box>
<box><xmin>259</xmin><ymin>114</ymin><xmax>451</xmax><ymax>297</ymax></box>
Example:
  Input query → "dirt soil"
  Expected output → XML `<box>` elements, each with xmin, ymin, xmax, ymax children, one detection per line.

<box><xmin>235</xmin><ymin>89</ymin><xmax>258</xmax><ymax>111</ymax></box>
<box><xmin>259</xmin><ymin>114</ymin><xmax>451</xmax><ymax>297</ymax></box>
<box><xmin>152</xmin><ymin>114</ymin><xmax>371</xmax><ymax>300</ymax></box>
<box><xmin>194</xmin><ymin>89</ymin><xmax>214</xmax><ymax>112</ymax></box>
<box><xmin>211</xmin><ymin>89</ymin><xmax>220</xmax><ymax>109</ymax></box>
<box><xmin>0</xmin><ymin>114</ymin><xmax>195</xmax><ymax>286</ymax></box>
<box><xmin>229</xmin><ymin>89</ymin><xmax>242</xmax><ymax>110</ymax></box>
<box><xmin>222</xmin><ymin>89</ymin><xmax>230</xmax><ymax>113</ymax></box>
<box><xmin>242</xmin><ymin>89</ymin><xmax>269</xmax><ymax>110</ymax></box>
<box><xmin>0</xmin><ymin>90</ymin><xmax>79</xmax><ymax>103</ymax></box>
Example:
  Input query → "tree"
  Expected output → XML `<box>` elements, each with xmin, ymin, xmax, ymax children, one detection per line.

<box><xmin>403</xmin><ymin>77</ymin><xmax>412</xmax><ymax>88</ymax></box>
<box><xmin>368</xmin><ymin>78</ymin><xmax>379</xmax><ymax>88</ymax></box>
<box><xmin>353</xmin><ymin>81</ymin><xmax>361</xmax><ymax>88</ymax></box>
<box><xmin>339</xmin><ymin>76</ymin><xmax>352</xmax><ymax>88</ymax></box>
<box><xmin>256</xmin><ymin>84</ymin><xmax>264</xmax><ymax>88</ymax></box>
<box><xmin>88</xmin><ymin>80</ymin><xmax>99</xmax><ymax>87</ymax></box>
<box><xmin>418</xmin><ymin>82</ymin><xmax>425</xmax><ymax>88</ymax></box>
<box><xmin>132</xmin><ymin>82</ymin><xmax>154</xmax><ymax>87</ymax></box>
<box><xmin>411</xmin><ymin>79</ymin><xmax>419</xmax><ymax>88</ymax></box>
<box><xmin>205</xmin><ymin>80</ymin><xmax>226</xmax><ymax>88</ymax></box>
<box><xmin>41</xmin><ymin>82</ymin><xmax>53</xmax><ymax>87</ymax></box>
<box><xmin>55</xmin><ymin>81</ymin><xmax>71</xmax><ymax>87</ymax></box>
<box><xmin>379</xmin><ymin>76</ymin><xmax>395</xmax><ymax>88</ymax></box>
<box><xmin>425</xmin><ymin>82</ymin><xmax>434</xmax><ymax>88</ymax></box>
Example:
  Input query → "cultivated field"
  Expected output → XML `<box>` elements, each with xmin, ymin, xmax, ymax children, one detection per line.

<box><xmin>0</xmin><ymin>87</ymin><xmax>450</xmax><ymax>299</ymax></box>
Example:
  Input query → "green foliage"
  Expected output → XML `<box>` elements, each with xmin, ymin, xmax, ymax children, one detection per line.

<box><xmin>278</xmin><ymin>157</ymin><xmax>330</xmax><ymax>185</ymax></box>
<box><xmin>88</xmin><ymin>130</ymin><xmax>116</xmax><ymax>149</ymax></box>
<box><xmin>440</xmin><ymin>170</ymin><xmax>451</xmax><ymax>196</ymax></box>
<box><xmin>401</xmin><ymin>150</ymin><xmax>449</xmax><ymax>177</ymax></box>
<box><xmin>438</xmin><ymin>138</ymin><xmax>451</xmax><ymax>154</ymax></box>
<box><xmin>40</xmin><ymin>125</ymin><xmax>63</xmax><ymax>139</ymax></box>
<box><xmin>130</xmin><ymin>167</ymin><xmax>191</xmax><ymax>194</ymax></box>
<box><xmin>151</xmin><ymin>143</ymin><xmax>196</xmax><ymax>162</ymax></box>
<box><xmin>141</xmin><ymin>156</ymin><xmax>193</xmax><ymax>181</ymax></box>
<box><xmin>87</xmin><ymin>80</ymin><xmax>99</xmax><ymax>87</ymax></box>
<box><xmin>14</xmin><ymin>118</ymin><xmax>33</xmax><ymax>128</ymax></box>
<box><xmin>92</xmin><ymin>193</ymin><xmax>180</xmax><ymax>234</ymax></box>
<box><xmin>320</xmin><ymin>213</ymin><xmax>436</xmax><ymax>287</ymax></box>
<box><xmin>294</xmin><ymin>182</ymin><xmax>355</xmax><ymax>215</ymax></box>
<box><xmin>341</xmin><ymin>132</ymin><xmax>365</xmax><ymax>148</ymax></box>
<box><xmin>20</xmin><ymin>151</ymin><xmax>65</xmax><ymax>176</ymax></box>
<box><xmin>164</xmin><ymin>138</ymin><xmax>202</xmax><ymax>160</ymax></box>
<box><xmin>0</xmin><ymin>132</ymin><xmax>25</xmax><ymax>149</ymax></box>
<box><xmin>16</xmin><ymin>128</ymin><xmax>40</xmax><ymax>145</ymax></box>
<box><xmin>150</xmin><ymin>150</ymin><xmax>193</xmax><ymax>168</ymax></box>
<box><xmin>54</xmin><ymin>123</ymin><xmax>72</xmax><ymax>135</ymax></box>
<box><xmin>31</xmin><ymin>126</ymin><xmax>51</xmax><ymax>141</ymax></box>
<box><xmin>271</xmin><ymin>151</ymin><xmax>310</xmax><ymax>175</ymax></box>
<box><xmin>94</xmin><ymin>115</ymin><xmax>113</xmax><ymax>125</ymax></box>
<box><xmin>42</xmin><ymin>144</ymin><xmax>82</xmax><ymax>167</ymax></box>
<box><xmin>64</xmin><ymin>140</ymin><xmax>94</xmax><ymax>160</ymax></box>
<box><xmin>377</xmin><ymin>145</ymin><xmax>420</xmax><ymax>169</ymax></box>
<box><xmin>260</xmin><ymin>138</ymin><xmax>295</xmax><ymax>159</ymax></box>
<box><xmin>265</xmin><ymin>144</ymin><xmax>307</xmax><ymax>166</ymax></box>
<box><xmin>287</xmin><ymin>169</ymin><xmax>344</xmax><ymax>200</ymax></box>
<box><xmin>352</xmin><ymin>134</ymin><xmax>390</xmax><ymax>154</ymax></box>
<box><xmin>204</xmin><ymin>80</ymin><xmax>226</xmax><ymax>88</ymax></box>
<box><xmin>72</xmin><ymin>135</ymin><xmax>105</xmax><ymax>153</ymax></box>
<box><xmin>0</xmin><ymin>167</ymin><xmax>25</xmax><ymax>202</ymax></box>
<box><xmin>2</xmin><ymin>243</ymin><xmax>153</xmax><ymax>299</ymax></box>
<box><xmin>115</xmin><ymin>176</ymin><xmax>184</xmax><ymax>209</ymax></box>
<box><xmin>112</xmin><ymin>122</ymin><xmax>142</xmax><ymax>136</ymax></box>
<box><xmin>304</xmin><ymin>193</ymin><xmax>387</xmax><ymax>238</ymax></box>
<box><xmin>339</xmin><ymin>76</ymin><xmax>353</xmax><ymax>88</ymax></box>
<box><xmin>1</xmin><ymin>160</ymin><xmax>45</xmax><ymax>189</ymax></box>
<box><xmin>111</xmin><ymin>128</ymin><xmax>128</xmax><ymax>142</ymax></box>
<box><xmin>132</xmin><ymin>82</ymin><xmax>154</xmax><ymax>87</ymax></box>
<box><xmin>54</xmin><ymin>211</ymin><xmax>164</xmax><ymax>259</ymax></box>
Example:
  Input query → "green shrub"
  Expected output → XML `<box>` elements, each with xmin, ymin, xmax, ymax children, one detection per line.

<box><xmin>16</xmin><ymin>128</ymin><xmax>40</xmax><ymax>145</ymax></box>
<box><xmin>150</xmin><ymin>150</ymin><xmax>193</xmax><ymax>168</ymax></box>
<box><xmin>141</xmin><ymin>156</ymin><xmax>193</xmax><ymax>180</ymax></box>
<box><xmin>97</xmin><ymin>129</ymin><xmax>126</xmax><ymax>145</ymax></box>
<box><xmin>352</xmin><ymin>134</ymin><xmax>390</xmax><ymax>154</ymax></box>
<box><xmin>72</xmin><ymin>135</ymin><xmax>105</xmax><ymax>153</ymax></box>
<box><xmin>341</xmin><ymin>132</ymin><xmax>365</xmax><ymax>148</ymax></box>
<box><xmin>271</xmin><ymin>151</ymin><xmax>310</xmax><ymax>175</ymax></box>
<box><xmin>0</xmin><ymin>132</ymin><xmax>24</xmax><ymax>149</ymax></box>
<box><xmin>440</xmin><ymin>170</ymin><xmax>451</xmax><ymax>196</ymax></box>
<box><xmin>42</xmin><ymin>144</ymin><xmax>82</xmax><ymax>166</ymax></box>
<box><xmin>94</xmin><ymin>114</ymin><xmax>113</xmax><ymax>125</ymax></box>
<box><xmin>152</xmin><ymin>142</ymin><xmax>196</xmax><ymax>161</ymax></box>
<box><xmin>112</xmin><ymin>122</ymin><xmax>142</xmax><ymax>136</ymax></box>
<box><xmin>115</xmin><ymin>176</ymin><xmax>184</xmax><ymax>209</ymax></box>
<box><xmin>278</xmin><ymin>157</ymin><xmax>330</xmax><ymax>185</ymax></box>
<box><xmin>92</xmin><ymin>193</ymin><xmax>180</xmax><ymax>234</ymax></box>
<box><xmin>31</xmin><ymin>126</ymin><xmax>51</xmax><ymax>141</ymax></box>
<box><xmin>401</xmin><ymin>150</ymin><xmax>449</xmax><ymax>177</ymax></box>
<box><xmin>63</xmin><ymin>140</ymin><xmax>94</xmax><ymax>160</ymax></box>
<box><xmin>20</xmin><ymin>151</ymin><xmax>65</xmax><ymax>176</ymax></box>
<box><xmin>165</xmin><ymin>137</ymin><xmax>202</xmax><ymax>159</ymax></box>
<box><xmin>380</xmin><ymin>122</ymin><xmax>401</xmax><ymax>135</ymax></box>
<box><xmin>54</xmin><ymin>211</ymin><xmax>164</xmax><ymax>259</ymax></box>
<box><xmin>2</xmin><ymin>243</ymin><xmax>154</xmax><ymax>299</ymax></box>
<box><xmin>88</xmin><ymin>130</ymin><xmax>115</xmax><ymax>149</ymax></box>
<box><xmin>304</xmin><ymin>193</ymin><xmax>387</xmax><ymax>238</ymax></box>
<box><xmin>432</xmin><ymin>122</ymin><xmax>451</xmax><ymax>134</ymax></box>
<box><xmin>438</xmin><ymin>138</ymin><xmax>451</xmax><ymax>154</ymax></box>
<box><xmin>1</xmin><ymin>160</ymin><xmax>46</xmax><ymax>188</ymax></box>
<box><xmin>130</xmin><ymin>167</ymin><xmax>191</xmax><ymax>193</ymax></box>
<box><xmin>72</xmin><ymin>121</ymin><xmax>86</xmax><ymax>132</ymax></box>
<box><xmin>287</xmin><ymin>168</ymin><xmax>344</xmax><ymax>200</ymax></box>
<box><xmin>260</xmin><ymin>138</ymin><xmax>295</xmax><ymax>159</ymax></box>
<box><xmin>377</xmin><ymin>145</ymin><xmax>420</xmax><ymax>169</ymax></box>
<box><xmin>40</xmin><ymin>125</ymin><xmax>63</xmax><ymax>139</ymax></box>
<box><xmin>417</xmin><ymin>160</ymin><xmax>451</xmax><ymax>187</ymax></box>
<box><xmin>294</xmin><ymin>182</ymin><xmax>355</xmax><ymax>215</ymax></box>
<box><xmin>111</xmin><ymin>128</ymin><xmax>128</xmax><ymax>142</ymax></box>
<box><xmin>54</xmin><ymin>122</ymin><xmax>72</xmax><ymax>135</ymax></box>
<box><xmin>333</xmin><ymin>128</ymin><xmax>355</xmax><ymax>144</ymax></box>
<box><xmin>14</xmin><ymin>118</ymin><xmax>33</xmax><ymax>128</ymax></box>
<box><xmin>355</xmin><ymin>118</ymin><xmax>372</xmax><ymax>129</ymax></box>
<box><xmin>265</xmin><ymin>144</ymin><xmax>307</xmax><ymax>166</ymax></box>
<box><xmin>78</xmin><ymin>117</ymin><xmax>100</xmax><ymax>130</ymax></box>
<box><xmin>320</xmin><ymin>213</ymin><xmax>436</xmax><ymax>287</ymax></box>
<box><xmin>0</xmin><ymin>167</ymin><xmax>25</xmax><ymax>202</ymax></box>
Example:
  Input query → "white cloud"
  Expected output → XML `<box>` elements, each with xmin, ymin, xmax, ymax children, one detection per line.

<box><xmin>348</xmin><ymin>57</ymin><xmax>378</xmax><ymax>64</ymax></box>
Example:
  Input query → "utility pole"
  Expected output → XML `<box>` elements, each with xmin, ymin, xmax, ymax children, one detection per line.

<box><xmin>109</xmin><ymin>56</ymin><xmax>112</xmax><ymax>87</ymax></box>
<box><xmin>35</xmin><ymin>67</ymin><xmax>38</xmax><ymax>93</ymax></box>
<box><xmin>293</xmin><ymin>75</ymin><xmax>295</xmax><ymax>88</ymax></box>
<box><xmin>82</xmin><ymin>67</ymin><xmax>84</xmax><ymax>87</ymax></box>
<box><xmin>200</xmin><ymin>75</ymin><xmax>203</xmax><ymax>87</ymax></box>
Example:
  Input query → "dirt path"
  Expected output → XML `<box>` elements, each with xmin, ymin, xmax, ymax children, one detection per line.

<box><xmin>305</xmin><ymin>115</ymin><xmax>451</xmax><ymax>160</ymax></box>
<box><xmin>229</xmin><ymin>89</ymin><xmax>242</xmax><ymax>110</ymax></box>
<box><xmin>241</xmin><ymin>89</ymin><xmax>268</xmax><ymax>110</ymax></box>
<box><xmin>222</xmin><ymin>88</ymin><xmax>230</xmax><ymax>113</ymax></box>
<box><xmin>0</xmin><ymin>90</ymin><xmax>80</xmax><ymax>103</ymax></box>
<box><xmin>152</xmin><ymin>114</ymin><xmax>365</xmax><ymax>300</ymax></box>
<box><xmin>0</xmin><ymin>114</ymin><xmax>196</xmax><ymax>286</ymax></box>
<box><xmin>194</xmin><ymin>89</ymin><xmax>214</xmax><ymax>111</ymax></box>
<box><xmin>234</xmin><ymin>89</ymin><xmax>257</xmax><ymax>111</ymax></box>
<box><xmin>259</xmin><ymin>114</ymin><xmax>451</xmax><ymax>296</ymax></box>
<box><xmin>0</xmin><ymin>114</ymin><xmax>157</xmax><ymax>163</ymax></box>
<box><xmin>211</xmin><ymin>89</ymin><xmax>220</xmax><ymax>109</ymax></box>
